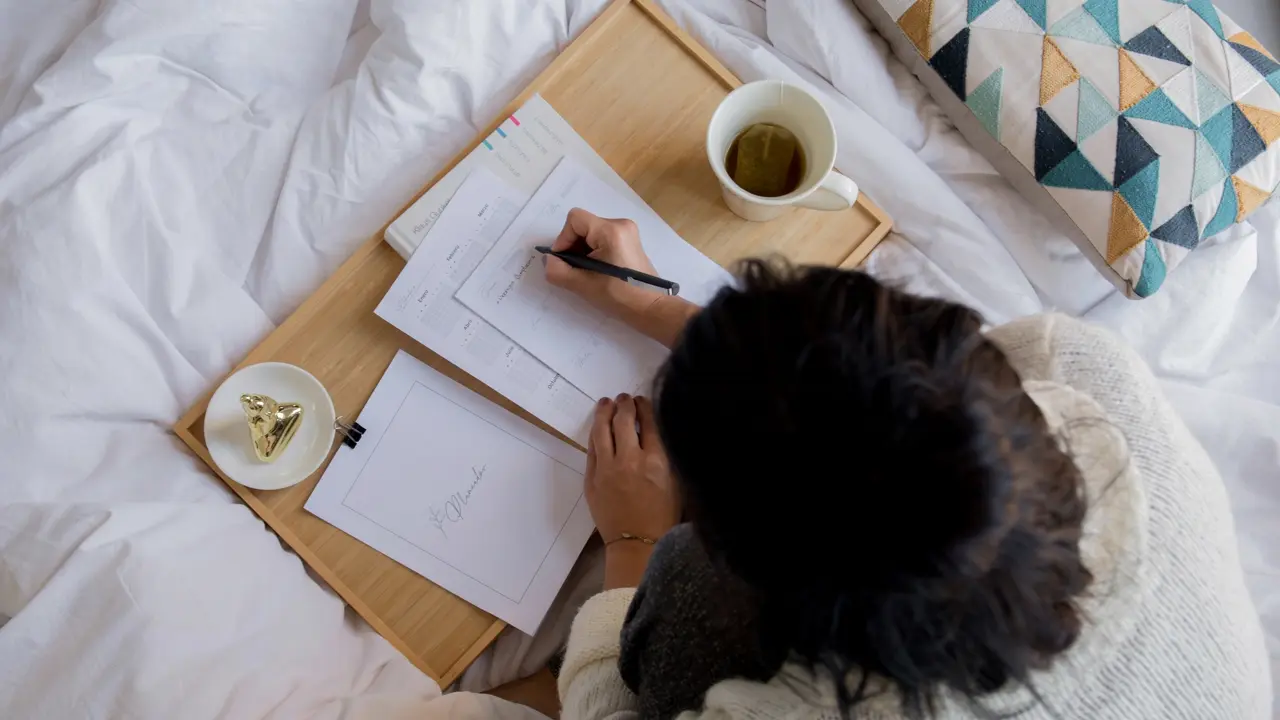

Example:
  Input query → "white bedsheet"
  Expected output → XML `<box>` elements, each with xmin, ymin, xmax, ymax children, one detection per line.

<box><xmin>0</xmin><ymin>0</ymin><xmax>1273</xmax><ymax>718</ymax></box>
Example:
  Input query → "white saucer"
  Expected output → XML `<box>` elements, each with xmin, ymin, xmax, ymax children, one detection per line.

<box><xmin>205</xmin><ymin>363</ymin><xmax>336</xmax><ymax>490</ymax></box>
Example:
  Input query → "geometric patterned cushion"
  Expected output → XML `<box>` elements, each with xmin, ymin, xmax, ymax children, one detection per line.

<box><xmin>856</xmin><ymin>0</ymin><xmax>1279</xmax><ymax>296</ymax></box>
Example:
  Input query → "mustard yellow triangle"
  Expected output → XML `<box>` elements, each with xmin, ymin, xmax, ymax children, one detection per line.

<box><xmin>1040</xmin><ymin>37</ymin><xmax>1080</xmax><ymax>106</ymax></box>
<box><xmin>1239</xmin><ymin>104</ymin><xmax>1280</xmax><ymax>147</ymax></box>
<box><xmin>1229</xmin><ymin>31</ymin><xmax>1276</xmax><ymax>61</ymax></box>
<box><xmin>899</xmin><ymin>0</ymin><xmax>934</xmax><ymax>57</ymax></box>
<box><xmin>1118</xmin><ymin>49</ymin><xmax>1157</xmax><ymax>112</ymax></box>
<box><xmin>1232</xmin><ymin>177</ymin><xmax>1270</xmax><ymax>222</ymax></box>
<box><xmin>1107</xmin><ymin>192</ymin><xmax>1148</xmax><ymax>263</ymax></box>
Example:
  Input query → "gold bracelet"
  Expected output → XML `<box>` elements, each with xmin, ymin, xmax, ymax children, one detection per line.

<box><xmin>605</xmin><ymin>532</ymin><xmax>657</xmax><ymax>546</ymax></box>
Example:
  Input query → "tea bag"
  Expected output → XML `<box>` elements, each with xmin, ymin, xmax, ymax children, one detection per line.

<box><xmin>731</xmin><ymin>123</ymin><xmax>799</xmax><ymax>197</ymax></box>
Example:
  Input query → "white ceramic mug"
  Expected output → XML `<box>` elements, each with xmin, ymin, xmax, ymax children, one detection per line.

<box><xmin>707</xmin><ymin>80</ymin><xmax>859</xmax><ymax>222</ymax></box>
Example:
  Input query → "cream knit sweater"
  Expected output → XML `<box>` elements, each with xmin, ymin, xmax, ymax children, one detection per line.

<box><xmin>557</xmin><ymin>315</ymin><xmax>1272</xmax><ymax>719</ymax></box>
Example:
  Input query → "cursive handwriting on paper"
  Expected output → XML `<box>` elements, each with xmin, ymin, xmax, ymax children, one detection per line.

<box><xmin>427</xmin><ymin>465</ymin><xmax>487</xmax><ymax>539</ymax></box>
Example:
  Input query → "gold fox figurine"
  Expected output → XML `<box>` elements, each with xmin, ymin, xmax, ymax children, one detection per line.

<box><xmin>240</xmin><ymin>394</ymin><xmax>304</xmax><ymax>463</ymax></box>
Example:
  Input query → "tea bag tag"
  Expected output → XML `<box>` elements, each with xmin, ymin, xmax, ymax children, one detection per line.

<box><xmin>731</xmin><ymin>123</ymin><xmax>799</xmax><ymax>197</ymax></box>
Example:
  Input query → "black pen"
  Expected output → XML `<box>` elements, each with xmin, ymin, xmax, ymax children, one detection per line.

<box><xmin>534</xmin><ymin>246</ymin><xmax>680</xmax><ymax>296</ymax></box>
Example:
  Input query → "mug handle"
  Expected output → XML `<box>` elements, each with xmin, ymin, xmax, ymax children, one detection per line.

<box><xmin>795</xmin><ymin>171</ymin><xmax>859</xmax><ymax>211</ymax></box>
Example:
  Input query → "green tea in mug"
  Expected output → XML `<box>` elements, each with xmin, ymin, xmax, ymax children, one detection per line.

<box><xmin>724</xmin><ymin>123</ymin><xmax>805</xmax><ymax>198</ymax></box>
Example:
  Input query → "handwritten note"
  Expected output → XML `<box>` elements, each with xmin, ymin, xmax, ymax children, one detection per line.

<box><xmin>454</xmin><ymin>157</ymin><xmax>733</xmax><ymax>399</ymax></box>
<box><xmin>305</xmin><ymin>351</ymin><xmax>593</xmax><ymax>634</ymax></box>
<box><xmin>376</xmin><ymin>166</ymin><xmax>596</xmax><ymax>446</ymax></box>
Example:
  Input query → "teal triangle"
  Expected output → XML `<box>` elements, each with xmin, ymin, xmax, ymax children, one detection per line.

<box><xmin>1186</xmin><ymin>0</ymin><xmax>1225</xmax><ymax>39</ymax></box>
<box><xmin>1119</xmin><ymin>159</ymin><xmax>1160</xmax><ymax>228</ymax></box>
<box><xmin>1051</xmin><ymin>7</ymin><xmax>1115</xmax><ymax>45</ymax></box>
<box><xmin>968</xmin><ymin>0</ymin><xmax>1000</xmax><ymax>22</ymax></box>
<box><xmin>1015</xmin><ymin>0</ymin><xmax>1047</xmax><ymax>29</ymax></box>
<box><xmin>1195</xmin><ymin>68</ymin><xmax>1231</xmax><ymax>124</ymax></box>
<box><xmin>1133</xmin><ymin>240</ymin><xmax>1167</xmax><ymax>297</ymax></box>
<box><xmin>1191</xmin><ymin>132</ymin><xmax>1227</xmax><ymax>198</ymax></box>
<box><xmin>1125</xmin><ymin>89</ymin><xmax>1195</xmax><ymax>129</ymax></box>
<box><xmin>1269</xmin><ymin>70</ymin><xmax>1280</xmax><ymax>96</ymax></box>
<box><xmin>1202</xmin><ymin>177</ymin><xmax>1236</xmax><ymax>238</ymax></box>
<box><xmin>966</xmin><ymin>68</ymin><xmax>1004</xmax><ymax>140</ymax></box>
<box><xmin>1077</xmin><ymin>78</ymin><xmax>1117</xmax><ymax>140</ymax></box>
<box><xmin>1042</xmin><ymin>150</ymin><xmax>1112</xmax><ymax>191</ymax></box>
<box><xmin>1201</xmin><ymin>104</ymin><xmax>1235</xmax><ymax>171</ymax></box>
<box><xmin>1083</xmin><ymin>0</ymin><xmax>1121</xmax><ymax>44</ymax></box>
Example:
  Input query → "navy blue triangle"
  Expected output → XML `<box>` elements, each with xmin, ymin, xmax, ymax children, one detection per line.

<box><xmin>1230</xmin><ymin>103</ymin><xmax>1266</xmax><ymax>173</ymax></box>
<box><xmin>1114</xmin><ymin>116</ymin><xmax>1159</xmax><ymax>187</ymax></box>
<box><xmin>930</xmin><ymin>29</ymin><xmax>970</xmax><ymax>99</ymax></box>
<box><xmin>1034</xmin><ymin>108</ymin><xmax>1077</xmax><ymax>181</ymax></box>
<box><xmin>1151</xmin><ymin>205</ymin><xmax>1199</xmax><ymax>249</ymax></box>
<box><xmin>1229</xmin><ymin>42</ymin><xmax>1280</xmax><ymax>78</ymax></box>
<box><xmin>1124</xmin><ymin>27</ymin><xmax>1190</xmax><ymax>65</ymax></box>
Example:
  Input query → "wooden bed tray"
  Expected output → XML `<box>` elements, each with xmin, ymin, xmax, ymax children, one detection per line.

<box><xmin>174</xmin><ymin>0</ymin><xmax>891</xmax><ymax>687</ymax></box>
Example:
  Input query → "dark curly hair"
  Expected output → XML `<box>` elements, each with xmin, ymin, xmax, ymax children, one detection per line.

<box><xmin>654</xmin><ymin>261</ymin><xmax>1092</xmax><ymax>717</ymax></box>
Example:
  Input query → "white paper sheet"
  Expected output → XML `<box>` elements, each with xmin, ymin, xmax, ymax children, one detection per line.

<box><xmin>376</xmin><ymin>166</ymin><xmax>596</xmax><ymax>446</ymax></box>
<box><xmin>384</xmin><ymin>93</ymin><xmax>648</xmax><ymax>259</ymax></box>
<box><xmin>305</xmin><ymin>350</ymin><xmax>594</xmax><ymax>635</ymax></box>
<box><xmin>454</xmin><ymin>157</ymin><xmax>732</xmax><ymax>399</ymax></box>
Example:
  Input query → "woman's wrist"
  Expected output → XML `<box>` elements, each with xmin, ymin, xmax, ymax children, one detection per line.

<box><xmin>602</xmin><ymin>540</ymin><xmax>654</xmax><ymax>590</ymax></box>
<box><xmin>607</xmin><ymin>283</ymin><xmax>698</xmax><ymax>348</ymax></box>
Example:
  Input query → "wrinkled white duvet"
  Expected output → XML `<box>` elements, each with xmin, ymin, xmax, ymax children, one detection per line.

<box><xmin>0</xmin><ymin>0</ymin><xmax>1274</xmax><ymax>717</ymax></box>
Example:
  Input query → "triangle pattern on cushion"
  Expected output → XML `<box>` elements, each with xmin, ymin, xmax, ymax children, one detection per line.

<box><xmin>1226</xmin><ymin>44</ymin><xmax>1268</xmax><ymax>98</ymax></box>
<box><xmin>1228</xmin><ymin>32</ymin><xmax>1277</xmax><ymax>62</ymax></box>
<box><xmin>1107</xmin><ymin>191</ymin><xmax>1149</xmax><ymax>262</ymax></box>
<box><xmin>1200</xmin><ymin>105</ymin><xmax>1235</xmax><ymax>175</ymax></box>
<box><xmin>1114</xmin><ymin>116</ymin><xmax>1158</xmax><ymax>186</ymax></box>
<box><xmin>1125</xmin><ymin>89</ymin><xmax>1195</xmax><ymax>128</ymax></box>
<box><xmin>899</xmin><ymin>0</ymin><xmax>934</xmax><ymax>56</ymax></box>
<box><xmin>1119</xmin><ymin>49</ymin><xmax>1157</xmax><ymax>111</ymax></box>
<box><xmin>1050</xmin><ymin>8</ymin><xmax>1114</xmax><ymax>46</ymax></box>
<box><xmin>967</xmin><ymin>68</ymin><xmax>1005</xmax><ymax>139</ymax></box>
<box><xmin>1239</xmin><ymin>103</ymin><xmax>1280</xmax><ymax>146</ymax></box>
<box><xmin>1196</xmin><ymin>69</ymin><xmax>1233</xmax><ymax>127</ymax></box>
<box><xmin>1035</xmin><ymin>108</ymin><xmax>1078</xmax><ymax>180</ymax></box>
<box><xmin>1129</xmin><ymin>49</ymin><xmax>1189</xmax><ymax>87</ymax></box>
<box><xmin>1230</xmin><ymin>42</ymin><xmax>1280</xmax><ymax>78</ymax></box>
<box><xmin>1186</xmin><ymin>0</ymin><xmax>1224</xmax><ymax>40</ymax></box>
<box><xmin>1230</xmin><ymin>103</ymin><xmax>1266</xmax><ymax>172</ymax></box>
<box><xmin>1151</xmin><ymin>205</ymin><xmax>1200</xmax><ymax>249</ymax></box>
<box><xmin>1202</xmin><ymin>176</ymin><xmax>1238</xmax><ymax>237</ymax></box>
<box><xmin>1077</xmin><ymin>77</ymin><xmax>1117</xmax><ymax>140</ymax></box>
<box><xmin>1015</xmin><ymin>0</ymin><xmax>1048</xmax><ymax>29</ymax></box>
<box><xmin>1084</xmin><ymin>0</ymin><xmax>1120</xmax><ymax>44</ymax></box>
<box><xmin>1231</xmin><ymin>176</ymin><xmax>1270</xmax><ymax>221</ymax></box>
<box><xmin>1119</xmin><ymin>158</ymin><xmax>1160</xmax><ymax>228</ymax></box>
<box><xmin>1081</xmin><ymin>117</ymin><xmax>1119</xmax><ymax>184</ymax></box>
<box><xmin>1162</xmin><ymin>66</ymin><xmax>1200</xmax><ymax>124</ymax></box>
<box><xmin>1041</xmin><ymin>37</ymin><xmax>1080</xmax><ymax>105</ymax></box>
<box><xmin>969</xmin><ymin>0</ymin><xmax>1001</xmax><ymax>22</ymax></box>
<box><xmin>1191</xmin><ymin>129</ymin><xmax>1228</xmax><ymax>198</ymax></box>
<box><xmin>1124</xmin><ymin>26</ymin><xmax>1190</xmax><ymax>66</ymax></box>
<box><xmin>1042</xmin><ymin>149</ymin><xmax>1113</xmax><ymax>190</ymax></box>
<box><xmin>1117</xmin><ymin>0</ymin><xmax>1179</xmax><ymax>45</ymax></box>
<box><xmin>1133</xmin><ymin>239</ymin><xmax>1167</xmax><ymax>297</ymax></box>
<box><xmin>930</xmin><ymin>28</ymin><xmax>970</xmax><ymax>97</ymax></box>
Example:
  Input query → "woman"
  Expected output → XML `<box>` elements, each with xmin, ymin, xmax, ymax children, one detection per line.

<box><xmin>543</xmin><ymin>210</ymin><xmax>1271</xmax><ymax>719</ymax></box>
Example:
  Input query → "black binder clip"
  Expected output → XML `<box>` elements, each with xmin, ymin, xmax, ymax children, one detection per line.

<box><xmin>334</xmin><ymin>417</ymin><xmax>366</xmax><ymax>449</ymax></box>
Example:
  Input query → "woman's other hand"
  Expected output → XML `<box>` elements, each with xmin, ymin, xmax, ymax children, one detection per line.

<box><xmin>586</xmin><ymin>394</ymin><xmax>679</xmax><ymax>589</ymax></box>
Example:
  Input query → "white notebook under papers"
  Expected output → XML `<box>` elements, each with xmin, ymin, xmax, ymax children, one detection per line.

<box><xmin>305</xmin><ymin>350</ymin><xmax>593</xmax><ymax>635</ymax></box>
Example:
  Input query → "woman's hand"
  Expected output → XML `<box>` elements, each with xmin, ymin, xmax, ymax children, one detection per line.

<box><xmin>585</xmin><ymin>394</ymin><xmax>680</xmax><ymax>589</ymax></box>
<box><xmin>545</xmin><ymin>208</ymin><xmax>700</xmax><ymax>348</ymax></box>
<box><xmin>545</xmin><ymin>208</ymin><xmax>659</xmax><ymax>307</ymax></box>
